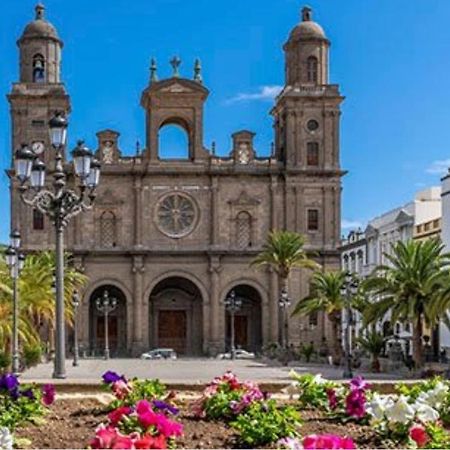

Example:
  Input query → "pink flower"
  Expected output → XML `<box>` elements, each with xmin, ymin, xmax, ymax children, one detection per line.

<box><xmin>154</xmin><ymin>414</ymin><xmax>183</xmax><ymax>437</ymax></box>
<box><xmin>108</xmin><ymin>406</ymin><xmax>133</xmax><ymax>426</ymax></box>
<box><xmin>136</xmin><ymin>400</ymin><xmax>153</xmax><ymax>415</ymax></box>
<box><xmin>303</xmin><ymin>434</ymin><xmax>355</xmax><ymax>449</ymax></box>
<box><xmin>90</xmin><ymin>426</ymin><xmax>118</xmax><ymax>449</ymax></box>
<box><xmin>327</xmin><ymin>388</ymin><xmax>338</xmax><ymax>410</ymax></box>
<box><xmin>410</xmin><ymin>425</ymin><xmax>429</xmax><ymax>448</ymax></box>
<box><xmin>111</xmin><ymin>434</ymin><xmax>134</xmax><ymax>449</ymax></box>
<box><xmin>139</xmin><ymin>410</ymin><xmax>159</xmax><ymax>429</ymax></box>
<box><xmin>350</xmin><ymin>376</ymin><xmax>369</xmax><ymax>392</ymax></box>
<box><xmin>112</xmin><ymin>380</ymin><xmax>132</xmax><ymax>400</ymax></box>
<box><xmin>42</xmin><ymin>384</ymin><xmax>55</xmax><ymax>406</ymax></box>
<box><xmin>345</xmin><ymin>389</ymin><xmax>366</xmax><ymax>419</ymax></box>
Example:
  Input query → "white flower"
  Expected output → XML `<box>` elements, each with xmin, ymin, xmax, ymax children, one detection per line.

<box><xmin>414</xmin><ymin>402</ymin><xmax>440</xmax><ymax>422</ymax></box>
<box><xmin>0</xmin><ymin>427</ymin><xmax>13</xmax><ymax>450</ymax></box>
<box><xmin>366</xmin><ymin>393</ymin><xmax>395</xmax><ymax>422</ymax></box>
<box><xmin>312</xmin><ymin>374</ymin><xmax>327</xmax><ymax>385</ymax></box>
<box><xmin>417</xmin><ymin>382</ymin><xmax>449</xmax><ymax>410</ymax></box>
<box><xmin>385</xmin><ymin>395</ymin><xmax>415</xmax><ymax>424</ymax></box>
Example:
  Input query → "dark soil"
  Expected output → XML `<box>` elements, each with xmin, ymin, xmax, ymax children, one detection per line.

<box><xmin>16</xmin><ymin>399</ymin><xmax>387</xmax><ymax>449</ymax></box>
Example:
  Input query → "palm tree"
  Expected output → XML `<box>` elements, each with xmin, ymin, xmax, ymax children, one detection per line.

<box><xmin>251</xmin><ymin>230</ymin><xmax>319</xmax><ymax>292</ymax></box>
<box><xmin>357</xmin><ymin>331</ymin><xmax>385</xmax><ymax>372</ymax></box>
<box><xmin>292</xmin><ymin>270</ymin><xmax>350</xmax><ymax>363</ymax></box>
<box><xmin>0</xmin><ymin>250</ymin><xmax>87</xmax><ymax>358</ymax></box>
<box><xmin>363</xmin><ymin>239</ymin><xmax>450</xmax><ymax>369</ymax></box>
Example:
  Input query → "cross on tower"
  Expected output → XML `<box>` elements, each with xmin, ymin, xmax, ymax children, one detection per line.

<box><xmin>170</xmin><ymin>56</ymin><xmax>181</xmax><ymax>78</ymax></box>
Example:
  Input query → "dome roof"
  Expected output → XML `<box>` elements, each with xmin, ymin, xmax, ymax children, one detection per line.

<box><xmin>288</xmin><ymin>6</ymin><xmax>327</xmax><ymax>41</ymax></box>
<box><xmin>20</xmin><ymin>4</ymin><xmax>60</xmax><ymax>41</ymax></box>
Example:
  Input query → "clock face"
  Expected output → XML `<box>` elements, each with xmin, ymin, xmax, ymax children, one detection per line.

<box><xmin>32</xmin><ymin>141</ymin><xmax>45</xmax><ymax>155</ymax></box>
<box><xmin>307</xmin><ymin>119</ymin><xmax>319</xmax><ymax>132</ymax></box>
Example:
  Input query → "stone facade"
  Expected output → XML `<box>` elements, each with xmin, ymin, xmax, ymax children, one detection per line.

<box><xmin>8</xmin><ymin>5</ymin><xmax>344</xmax><ymax>356</ymax></box>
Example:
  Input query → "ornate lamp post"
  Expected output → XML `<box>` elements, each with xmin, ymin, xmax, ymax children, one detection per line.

<box><xmin>14</xmin><ymin>111</ymin><xmax>101</xmax><ymax>379</ymax></box>
<box><xmin>5</xmin><ymin>231</ymin><xmax>26</xmax><ymax>375</ymax></box>
<box><xmin>279</xmin><ymin>288</ymin><xmax>291</xmax><ymax>350</ymax></box>
<box><xmin>95</xmin><ymin>290</ymin><xmax>117</xmax><ymax>360</ymax></box>
<box><xmin>71</xmin><ymin>290</ymin><xmax>80</xmax><ymax>367</ymax></box>
<box><xmin>340</xmin><ymin>272</ymin><xmax>359</xmax><ymax>379</ymax></box>
<box><xmin>224</xmin><ymin>290</ymin><xmax>242</xmax><ymax>360</ymax></box>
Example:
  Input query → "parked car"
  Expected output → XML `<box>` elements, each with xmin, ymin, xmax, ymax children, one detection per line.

<box><xmin>217</xmin><ymin>349</ymin><xmax>255</xmax><ymax>360</ymax></box>
<box><xmin>140</xmin><ymin>348</ymin><xmax>177</xmax><ymax>360</ymax></box>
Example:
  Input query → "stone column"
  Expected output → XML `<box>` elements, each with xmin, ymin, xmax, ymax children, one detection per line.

<box><xmin>131</xmin><ymin>255</ymin><xmax>145</xmax><ymax>355</ymax></box>
<box><xmin>133</xmin><ymin>176</ymin><xmax>143</xmax><ymax>247</ymax></box>
<box><xmin>210</xmin><ymin>177</ymin><xmax>219</xmax><ymax>247</ymax></box>
<box><xmin>208</xmin><ymin>256</ymin><xmax>223</xmax><ymax>354</ymax></box>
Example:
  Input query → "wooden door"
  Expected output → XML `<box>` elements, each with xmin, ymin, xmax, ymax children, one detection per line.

<box><xmin>235</xmin><ymin>315</ymin><xmax>248</xmax><ymax>349</ymax></box>
<box><xmin>97</xmin><ymin>316</ymin><xmax>118</xmax><ymax>354</ymax></box>
<box><xmin>158</xmin><ymin>310</ymin><xmax>187</xmax><ymax>354</ymax></box>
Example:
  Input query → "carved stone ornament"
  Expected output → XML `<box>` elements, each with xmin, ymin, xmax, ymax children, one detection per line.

<box><xmin>155</xmin><ymin>192</ymin><xmax>198</xmax><ymax>238</ymax></box>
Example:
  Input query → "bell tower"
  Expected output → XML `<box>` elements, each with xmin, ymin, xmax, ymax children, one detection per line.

<box><xmin>8</xmin><ymin>4</ymin><xmax>70</xmax><ymax>165</ymax></box>
<box><xmin>272</xmin><ymin>6</ymin><xmax>343</xmax><ymax>170</ymax></box>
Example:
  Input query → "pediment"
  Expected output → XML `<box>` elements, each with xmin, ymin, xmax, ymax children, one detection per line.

<box><xmin>395</xmin><ymin>210</ymin><xmax>413</xmax><ymax>225</ymax></box>
<box><xmin>364</xmin><ymin>224</ymin><xmax>378</xmax><ymax>237</ymax></box>
<box><xmin>147</xmin><ymin>78</ymin><xmax>209</xmax><ymax>96</ymax></box>
<box><xmin>228</xmin><ymin>190</ymin><xmax>261</xmax><ymax>206</ymax></box>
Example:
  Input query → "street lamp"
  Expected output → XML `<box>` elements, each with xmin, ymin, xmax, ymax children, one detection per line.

<box><xmin>95</xmin><ymin>290</ymin><xmax>117</xmax><ymax>360</ymax></box>
<box><xmin>340</xmin><ymin>271</ymin><xmax>359</xmax><ymax>379</ymax></box>
<box><xmin>279</xmin><ymin>288</ymin><xmax>291</xmax><ymax>350</ymax></box>
<box><xmin>5</xmin><ymin>230</ymin><xmax>26</xmax><ymax>375</ymax></box>
<box><xmin>71</xmin><ymin>291</ymin><xmax>80</xmax><ymax>367</ymax></box>
<box><xmin>15</xmin><ymin>111</ymin><xmax>101</xmax><ymax>379</ymax></box>
<box><xmin>224</xmin><ymin>290</ymin><xmax>242</xmax><ymax>360</ymax></box>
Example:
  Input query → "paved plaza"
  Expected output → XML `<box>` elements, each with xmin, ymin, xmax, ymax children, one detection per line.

<box><xmin>21</xmin><ymin>358</ymin><xmax>411</xmax><ymax>385</ymax></box>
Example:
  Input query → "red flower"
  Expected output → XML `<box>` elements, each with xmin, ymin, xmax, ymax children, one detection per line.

<box><xmin>410</xmin><ymin>425</ymin><xmax>429</xmax><ymax>448</ymax></box>
<box><xmin>326</xmin><ymin>388</ymin><xmax>338</xmax><ymax>410</ymax></box>
<box><xmin>108</xmin><ymin>406</ymin><xmax>132</xmax><ymax>426</ymax></box>
<box><xmin>135</xmin><ymin>434</ymin><xmax>167</xmax><ymax>449</ymax></box>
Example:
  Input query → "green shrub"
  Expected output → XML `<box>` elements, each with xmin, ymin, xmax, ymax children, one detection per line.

<box><xmin>300</xmin><ymin>343</ymin><xmax>315</xmax><ymax>362</ymax></box>
<box><xmin>0</xmin><ymin>352</ymin><xmax>11</xmax><ymax>372</ymax></box>
<box><xmin>23</xmin><ymin>345</ymin><xmax>42</xmax><ymax>368</ymax></box>
<box><xmin>230</xmin><ymin>400</ymin><xmax>301</xmax><ymax>446</ymax></box>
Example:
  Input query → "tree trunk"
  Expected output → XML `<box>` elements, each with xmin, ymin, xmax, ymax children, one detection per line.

<box><xmin>412</xmin><ymin>316</ymin><xmax>424</xmax><ymax>369</ymax></box>
<box><xmin>329</xmin><ymin>313</ymin><xmax>342</xmax><ymax>365</ymax></box>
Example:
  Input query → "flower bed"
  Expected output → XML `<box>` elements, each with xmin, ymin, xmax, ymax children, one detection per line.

<box><xmin>0</xmin><ymin>373</ymin><xmax>55</xmax><ymax>449</ymax></box>
<box><xmin>12</xmin><ymin>371</ymin><xmax>450</xmax><ymax>449</ymax></box>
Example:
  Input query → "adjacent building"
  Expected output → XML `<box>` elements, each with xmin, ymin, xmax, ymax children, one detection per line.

<box><xmin>8</xmin><ymin>5</ymin><xmax>345</xmax><ymax>356</ymax></box>
<box><xmin>340</xmin><ymin>187</ymin><xmax>442</xmax><ymax>354</ymax></box>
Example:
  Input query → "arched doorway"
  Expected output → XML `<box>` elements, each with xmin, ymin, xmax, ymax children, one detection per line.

<box><xmin>224</xmin><ymin>285</ymin><xmax>262</xmax><ymax>353</ymax></box>
<box><xmin>149</xmin><ymin>277</ymin><xmax>203</xmax><ymax>355</ymax></box>
<box><xmin>89</xmin><ymin>285</ymin><xmax>127</xmax><ymax>357</ymax></box>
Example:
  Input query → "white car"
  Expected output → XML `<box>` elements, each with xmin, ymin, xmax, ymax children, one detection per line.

<box><xmin>140</xmin><ymin>348</ymin><xmax>177</xmax><ymax>360</ymax></box>
<box><xmin>217</xmin><ymin>349</ymin><xmax>256</xmax><ymax>360</ymax></box>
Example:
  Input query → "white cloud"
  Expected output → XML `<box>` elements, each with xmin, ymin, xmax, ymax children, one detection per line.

<box><xmin>426</xmin><ymin>159</ymin><xmax>450</xmax><ymax>175</ymax></box>
<box><xmin>342</xmin><ymin>219</ymin><xmax>363</xmax><ymax>230</ymax></box>
<box><xmin>226</xmin><ymin>85</ymin><xmax>283</xmax><ymax>104</ymax></box>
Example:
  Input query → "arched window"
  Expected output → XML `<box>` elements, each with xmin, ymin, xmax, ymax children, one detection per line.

<box><xmin>158</xmin><ymin>122</ymin><xmax>189</xmax><ymax>159</ymax></box>
<box><xmin>306</xmin><ymin>142</ymin><xmax>319</xmax><ymax>166</ymax></box>
<box><xmin>32</xmin><ymin>54</ymin><xmax>45</xmax><ymax>83</ymax></box>
<box><xmin>306</xmin><ymin>56</ymin><xmax>318</xmax><ymax>83</ymax></box>
<box><xmin>100</xmin><ymin>211</ymin><xmax>117</xmax><ymax>248</ymax></box>
<box><xmin>236</xmin><ymin>211</ymin><xmax>252</xmax><ymax>248</ymax></box>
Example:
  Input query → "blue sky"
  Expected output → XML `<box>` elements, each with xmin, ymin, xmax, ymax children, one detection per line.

<box><xmin>1</xmin><ymin>0</ymin><xmax>450</xmax><ymax>242</ymax></box>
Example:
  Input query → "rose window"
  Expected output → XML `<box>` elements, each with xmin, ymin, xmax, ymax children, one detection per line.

<box><xmin>156</xmin><ymin>193</ymin><xmax>198</xmax><ymax>238</ymax></box>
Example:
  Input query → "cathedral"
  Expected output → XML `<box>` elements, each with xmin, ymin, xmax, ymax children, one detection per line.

<box><xmin>8</xmin><ymin>4</ymin><xmax>344</xmax><ymax>356</ymax></box>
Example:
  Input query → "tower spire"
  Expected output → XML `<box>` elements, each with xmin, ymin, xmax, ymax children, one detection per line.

<box><xmin>170</xmin><ymin>56</ymin><xmax>181</xmax><ymax>78</ymax></box>
<box><xmin>35</xmin><ymin>3</ymin><xmax>45</xmax><ymax>20</ymax></box>
<box><xmin>301</xmin><ymin>5</ymin><xmax>312</xmax><ymax>22</ymax></box>
<box><xmin>194</xmin><ymin>59</ymin><xmax>202</xmax><ymax>83</ymax></box>
<box><xmin>150</xmin><ymin>58</ymin><xmax>158</xmax><ymax>83</ymax></box>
